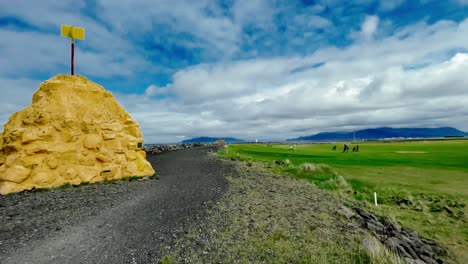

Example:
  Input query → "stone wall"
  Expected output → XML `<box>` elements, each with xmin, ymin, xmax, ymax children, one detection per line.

<box><xmin>143</xmin><ymin>143</ymin><xmax>211</xmax><ymax>154</ymax></box>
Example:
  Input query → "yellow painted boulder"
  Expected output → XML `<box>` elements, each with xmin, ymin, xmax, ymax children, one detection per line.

<box><xmin>0</xmin><ymin>74</ymin><xmax>155</xmax><ymax>194</ymax></box>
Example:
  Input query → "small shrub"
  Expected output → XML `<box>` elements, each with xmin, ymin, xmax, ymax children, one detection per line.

<box><xmin>336</xmin><ymin>175</ymin><xmax>349</xmax><ymax>188</ymax></box>
<box><xmin>160</xmin><ymin>255</ymin><xmax>174</xmax><ymax>264</ymax></box>
<box><xmin>320</xmin><ymin>178</ymin><xmax>339</xmax><ymax>190</ymax></box>
<box><xmin>362</xmin><ymin>237</ymin><xmax>404</xmax><ymax>264</ymax></box>
<box><xmin>300</xmin><ymin>163</ymin><xmax>317</xmax><ymax>172</ymax></box>
<box><xmin>429</xmin><ymin>203</ymin><xmax>443</xmax><ymax>212</ymax></box>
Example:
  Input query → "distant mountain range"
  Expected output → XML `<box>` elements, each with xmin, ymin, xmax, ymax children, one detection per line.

<box><xmin>287</xmin><ymin>127</ymin><xmax>467</xmax><ymax>141</ymax></box>
<box><xmin>181</xmin><ymin>137</ymin><xmax>245</xmax><ymax>143</ymax></box>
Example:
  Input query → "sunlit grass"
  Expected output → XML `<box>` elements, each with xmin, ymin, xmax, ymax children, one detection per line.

<box><xmin>220</xmin><ymin>140</ymin><xmax>468</xmax><ymax>263</ymax></box>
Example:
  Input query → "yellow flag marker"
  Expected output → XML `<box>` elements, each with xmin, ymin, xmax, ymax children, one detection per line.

<box><xmin>61</xmin><ymin>24</ymin><xmax>85</xmax><ymax>75</ymax></box>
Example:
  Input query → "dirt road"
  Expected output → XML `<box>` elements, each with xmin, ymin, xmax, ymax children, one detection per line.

<box><xmin>0</xmin><ymin>146</ymin><xmax>232</xmax><ymax>264</ymax></box>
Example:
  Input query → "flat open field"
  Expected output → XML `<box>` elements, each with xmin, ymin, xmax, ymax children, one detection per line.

<box><xmin>221</xmin><ymin>140</ymin><xmax>468</xmax><ymax>263</ymax></box>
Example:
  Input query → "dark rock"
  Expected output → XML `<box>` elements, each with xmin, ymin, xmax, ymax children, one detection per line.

<box><xmin>337</xmin><ymin>205</ymin><xmax>355</xmax><ymax>219</ymax></box>
<box><xmin>442</xmin><ymin>206</ymin><xmax>453</xmax><ymax>214</ymax></box>
<box><xmin>353</xmin><ymin>207</ymin><xmax>447</xmax><ymax>264</ymax></box>
<box><xmin>421</xmin><ymin>238</ymin><xmax>438</xmax><ymax>247</ymax></box>
<box><xmin>352</xmin><ymin>214</ymin><xmax>366</xmax><ymax>227</ymax></box>
<box><xmin>409</xmin><ymin>237</ymin><xmax>433</xmax><ymax>256</ymax></box>
<box><xmin>366</xmin><ymin>221</ymin><xmax>384</xmax><ymax>233</ymax></box>
<box><xmin>144</xmin><ymin>143</ymin><xmax>213</xmax><ymax>154</ymax></box>
<box><xmin>421</xmin><ymin>248</ymin><xmax>435</xmax><ymax>258</ymax></box>
<box><xmin>389</xmin><ymin>196</ymin><xmax>413</xmax><ymax>206</ymax></box>
<box><xmin>430</xmin><ymin>245</ymin><xmax>447</xmax><ymax>256</ymax></box>
<box><xmin>384</xmin><ymin>237</ymin><xmax>400</xmax><ymax>251</ymax></box>
<box><xmin>419</xmin><ymin>255</ymin><xmax>439</xmax><ymax>264</ymax></box>
<box><xmin>400</xmin><ymin>240</ymin><xmax>419</xmax><ymax>259</ymax></box>
<box><xmin>355</xmin><ymin>208</ymin><xmax>378</xmax><ymax>222</ymax></box>
<box><xmin>414</xmin><ymin>259</ymin><xmax>427</xmax><ymax>264</ymax></box>
<box><xmin>396</xmin><ymin>244</ymin><xmax>413</xmax><ymax>259</ymax></box>
<box><xmin>402</xmin><ymin>227</ymin><xmax>418</xmax><ymax>238</ymax></box>
<box><xmin>404</xmin><ymin>258</ymin><xmax>426</xmax><ymax>264</ymax></box>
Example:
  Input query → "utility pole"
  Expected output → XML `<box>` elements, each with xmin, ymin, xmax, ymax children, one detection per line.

<box><xmin>61</xmin><ymin>24</ymin><xmax>85</xmax><ymax>75</ymax></box>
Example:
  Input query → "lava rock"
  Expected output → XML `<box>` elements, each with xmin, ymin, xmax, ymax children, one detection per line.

<box><xmin>353</xmin><ymin>206</ymin><xmax>447</xmax><ymax>264</ymax></box>
<box><xmin>143</xmin><ymin>143</ymin><xmax>213</xmax><ymax>154</ymax></box>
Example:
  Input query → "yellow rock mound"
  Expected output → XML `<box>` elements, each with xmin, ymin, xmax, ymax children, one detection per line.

<box><xmin>0</xmin><ymin>74</ymin><xmax>155</xmax><ymax>194</ymax></box>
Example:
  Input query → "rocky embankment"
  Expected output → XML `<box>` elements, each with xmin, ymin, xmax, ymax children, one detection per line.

<box><xmin>143</xmin><ymin>143</ymin><xmax>215</xmax><ymax>154</ymax></box>
<box><xmin>351</xmin><ymin>207</ymin><xmax>447</xmax><ymax>264</ymax></box>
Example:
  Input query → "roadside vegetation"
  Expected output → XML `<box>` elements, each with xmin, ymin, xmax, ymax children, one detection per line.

<box><xmin>160</xmin><ymin>161</ymin><xmax>402</xmax><ymax>264</ymax></box>
<box><xmin>219</xmin><ymin>140</ymin><xmax>468</xmax><ymax>263</ymax></box>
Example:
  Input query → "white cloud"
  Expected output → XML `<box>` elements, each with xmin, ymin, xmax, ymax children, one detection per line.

<box><xmin>295</xmin><ymin>15</ymin><xmax>333</xmax><ymax>29</ymax></box>
<box><xmin>1</xmin><ymin>2</ymin><xmax>468</xmax><ymax>143</ymax></box>
<box><xmin>232</xmin><ymin>0</ymin><xmax>275</xmax><ymax>28</ymax></box>
<box><xmin>0</xmin><ymin>77</ymin><xmax>42</xmax><ymax>129</ymax></box>
<box><xmin>120</xmin><ymin>18</ymin><xmax>468</xmax><ymax>143</ymax></box>
<box><xmin>123</xmin><ymin>46</ymin><xmax>468</xmax><ymax>143</ymax></box>
<box><xmin>167</xmin><ymin>57</ymin><xmax>309</xmax><ymax>102</ymax></box>
<box><xmin>0</xmin><ymin>0</ymin><xmax>242</xmax><ymax>78</ymax></box>
<box><xmin>360</xmin><ymin>15</ymin><xmax>380</xmax><ymax>40</ymax></box>
<box><xmin>307</xmin><ymin>4</ymin><xmax>326</xmax><ymax>14</ymax></box>
<box><xmin>378</xmin><ymin>0</ymin><xmax>405</xmax><ymax>11</ymax></box>
<box><xmin>144</xmin><ymin>84</ymin><xmax>168</xmax><ymax>97</ymax></box>
<box><xmin>95</xmin><ymin>0</ymin><xmax>243</xmax><ymax>59</ymax></box>
<box><xmin>0</xmin><ymin>0</ymin><xmax>153</xmax><ymax>78</ymax></box>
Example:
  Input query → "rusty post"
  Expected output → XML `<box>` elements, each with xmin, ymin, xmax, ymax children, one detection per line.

<box><xmin>71</xmin><ymin>39</ymin><xmax>75</xmax><ymax>75</ymax></box>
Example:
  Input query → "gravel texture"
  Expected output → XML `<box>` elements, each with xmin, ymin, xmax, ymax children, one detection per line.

<box><xmin>161</xmin><ymin>160</ymin><xmax>375</xmax><ymax>264</ymax></box>
<box><xmin>0</xmin><ymin>145</ymin><xmax>232</xmax><ymax>264</ymax></box>
<box><xmin>161</xmin><ymin>159</ymin><xmax>448</xmax><ymax>264</ymax></box>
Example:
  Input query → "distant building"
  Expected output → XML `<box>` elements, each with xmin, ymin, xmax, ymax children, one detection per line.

<box><xmin>216</xmin><ymin>138</ymin><xmax>225</xmax><ymax>145</ymax></box>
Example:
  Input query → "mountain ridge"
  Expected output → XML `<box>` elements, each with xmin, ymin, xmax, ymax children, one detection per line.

<box><xmin>287</xmin><ymin>127</ymin><xmax>467</xmax><ymax>141</ymax></box>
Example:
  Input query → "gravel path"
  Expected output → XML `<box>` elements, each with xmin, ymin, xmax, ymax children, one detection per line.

<box><xmin>160</xmin><ymin>160</ymin><xmax>372</xmax><ymax>264</ymax></box>
<box><xmin>0</xmin><ymin>146</ymin><xmax>232</xmax><ymax>264</ymax></box>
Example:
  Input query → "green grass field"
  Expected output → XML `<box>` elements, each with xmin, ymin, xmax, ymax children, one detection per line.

<box><xmin>220</xmin><ymin>140</ymin><xmax>468</xmax><ymax>263</ymax></box>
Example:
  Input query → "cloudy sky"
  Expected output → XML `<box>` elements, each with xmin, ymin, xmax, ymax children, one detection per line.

<box><xmin>1</xmin><ymin>0</ymin><xmax>467</xmax><ymax>143</ymax></box>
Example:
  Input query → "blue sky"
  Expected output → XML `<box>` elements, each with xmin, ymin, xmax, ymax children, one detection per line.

<box><xmin>1</xmin><ymin>0</ymin><xmax>468</xmax><ymax>143</ymax></box>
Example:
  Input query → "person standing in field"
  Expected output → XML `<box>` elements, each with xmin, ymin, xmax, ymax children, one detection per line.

<box><xmin>332</xmin><ymin>145</ymin><xmax>337</xmax><ymax>151</ymax></box>
<box><xmin>343</xmin><ymin>144</ymin><xmax>349</xmax><ymax>153</ymax></box>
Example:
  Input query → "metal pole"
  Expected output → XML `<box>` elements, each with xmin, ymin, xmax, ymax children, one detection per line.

<box><xmin>71</xmin><ymin>39</ymin><xmax>75</xmax><ymax>75</ymax></box>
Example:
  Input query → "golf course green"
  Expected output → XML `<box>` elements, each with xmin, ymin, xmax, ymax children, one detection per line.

<box><xmin>220</xmin><ymin>140</ymin><xmax>468</xmax><ymax>263</ymax></box>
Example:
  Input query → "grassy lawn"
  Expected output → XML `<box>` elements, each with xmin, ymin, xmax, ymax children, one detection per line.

<box><xmin>220</xmin><ymin>140</ymin><xmax>468</xmax><ymax>263</ymax></box>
